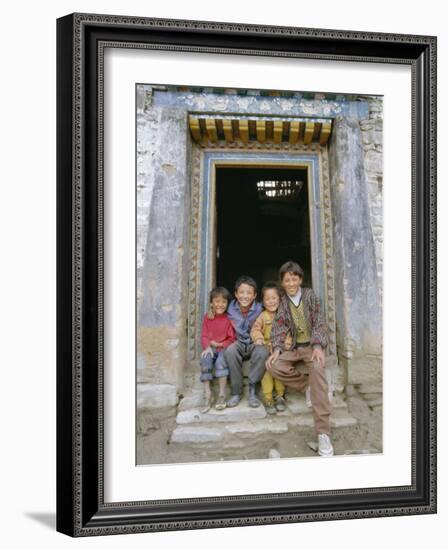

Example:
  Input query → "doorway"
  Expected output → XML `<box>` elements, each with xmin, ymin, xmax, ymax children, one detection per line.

<box><xmin>188</xmin><ymin>149</ymin><xmax>337</xmax><ymax>365</ymax></box>
<box><xmin>215</xmin><ymin>166</ymin><xmax>312</xmax><ymax>293</ymax></box>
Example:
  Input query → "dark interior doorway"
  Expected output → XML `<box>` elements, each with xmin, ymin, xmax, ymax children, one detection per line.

<box><xmin>216</xmin><ymin>166</ymin><xmax>312</xmax><ymax>296</ymax></box>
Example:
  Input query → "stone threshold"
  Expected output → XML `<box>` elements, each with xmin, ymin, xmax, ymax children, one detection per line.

<box><xmin>171</xmin><ymin>391</ymin><xmax>357</xmax><ymax>445</ymax></box>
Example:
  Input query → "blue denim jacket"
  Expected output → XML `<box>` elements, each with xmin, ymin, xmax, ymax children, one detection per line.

<box><xmin>227</xmin><ymin>299</ymin><xmax>263</xmax><ymax>345</ymax></box>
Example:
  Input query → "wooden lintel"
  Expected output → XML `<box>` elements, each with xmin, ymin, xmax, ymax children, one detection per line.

<box><xmin>256</xmin><ymin>119</ymin><xmax>266</xmax><ymax>142</ymax></box>
<box><xmin>189</xmin><ymin>117</ymin><xmax>202</xmax><ymax>142</ymax></box>
<box><xmin>205</xmin><ymin>118</ymin><xmax>218</xmax><ymax>141</ymax></box>
<box><xmin>304</xmin><ymin>122</ymin><xmax>315</xmax><ymax>145</ymax></box>
<box><xmin>289</xmin><ymin>120</ymin><xmax>300</xmax><ymax>144</ymax></box>
<box><xmin>320</xmin><ymin>122</ymin><xmax>332</xmax><ymax>145</ymax></box>
<box><xmin>222</xmin><ymin>119</ymin><xmax>233</xmax><ymax>142</ymax></box>
<box><xmin>273</xmin><ymin>120</ymin><xmax>283</xmax><ymax>143</ymax></box>
<box><xmin>238</xmin><ymin>119</ymin><xmax>249</xmax><ymax>143</ymax></box>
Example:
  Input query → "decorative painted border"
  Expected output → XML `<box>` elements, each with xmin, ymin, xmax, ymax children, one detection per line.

<box><xmin>187</xmin><ymin>144</ymin><xmax>203</xmax><ymax>360</ymax></box>
<box><xmin>187</xmin><ymin>142</ymin><xmax>337</xmax><ymax>366</ymax></box>
<box><xmin>320</xmin><ymin>146</ymin><xmax>337</xmax><ymax>358</ymax></box>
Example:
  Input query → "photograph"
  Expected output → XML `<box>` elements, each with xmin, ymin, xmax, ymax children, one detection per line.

<box><xmin>136</xmin><ymin>83</ymin><xmax>384</xmax><ymax>464</ymax></box>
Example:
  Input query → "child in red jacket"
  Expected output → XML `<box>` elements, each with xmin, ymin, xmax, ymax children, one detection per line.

<box><xmin>200</xmin><ymin>287</ymin><xmax>235</xmax><ymax>412</ymax></box>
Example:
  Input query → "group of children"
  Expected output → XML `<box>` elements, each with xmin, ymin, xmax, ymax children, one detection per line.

<box><xmin>199</xmin><ymin>260</ymin><xmax>334</xmax><ymax>457</ymax></box>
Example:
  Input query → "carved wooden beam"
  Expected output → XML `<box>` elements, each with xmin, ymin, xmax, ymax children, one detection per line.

<box><xmin>189</xmin><ymin>117</ymin><xmax>202</xmax><ymax>141</ymax></box>
<box><xmin>189</xmin><ymin>115</ymin><xmax>332</xmax><ymax>145</ymax></box>
<box><xmin>273</xmin><ymin>120</ymin><xmax>283</xmax><ymax>143</ymax></box>
<box><xmin>222</xmin><ymin>119</ymin><xmax>234</xmax><ymax>142</ymax></box>
<box><xmin>304</xmin><ymin>121</ymin><xmax>315</xmax><ymax>144</ymax></box>
<box><xmin>238</xmin><ymin>119</ymin><xmax>249</xmax><ymax>143</ymax></box>
<box><xmin>256</xmin><ymin>119</ymin><xmax>266</xmax><ymax>142</ymax></box>
<box><xmin>205</xmin><ymin>119</ymin><xmax>218</xmax><ymax>142</ymax></box>
<box><xmin>320</xmin><ymin>122</ymin><xmax>332</xmax><ymax>145</ymax></box>
<box><xmin>289</xmin><ymin>120</ymin><xmax>300</xmax><ymax>144</ymax></box>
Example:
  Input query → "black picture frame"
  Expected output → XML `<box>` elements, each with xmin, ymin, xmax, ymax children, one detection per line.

<box><xmin>56</xmin><ymin>13</ymin><xmax>437</xmax><ymax>537</ymax></box>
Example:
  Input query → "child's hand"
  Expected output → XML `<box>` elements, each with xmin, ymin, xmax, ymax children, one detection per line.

<box><xmin>266</xmin><ymin>349</ymin><xmax>281</xmax><ymax>370</ymax></box>
<box><xmin>201</xmin><ymin>346</ymin><xmax>214</xmax><ymax>358</ymax></box>
<box><xmin>210</xmin><ymin>340</ymin><xmax>223</xmax><ymax>349</ymax></box>
<box><xmin>254</xmin><ymin>339</ymin><xmax>265</xmax><ymax>346</ymax></box>
<box><xmin>311</xmin><ymin>346</ymin><xmax>326</xmax><ymax>367</ymax></box>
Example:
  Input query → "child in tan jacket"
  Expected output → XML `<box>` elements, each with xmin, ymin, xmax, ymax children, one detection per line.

<box><xmin>251</xmin><ymin>283</ymin><xmax>290</xmax><ymax>414</ymax></box>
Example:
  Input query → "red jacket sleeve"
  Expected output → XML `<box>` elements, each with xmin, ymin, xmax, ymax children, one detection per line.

<box><xmin>201</xmin><ymin>315</ymin><xmax>211</xmax><ymax>350</ymax></box>
<box><xmin>221</xmin><ymin>319</ymin><xmax>236</xmax><ymax>348</ymax></box>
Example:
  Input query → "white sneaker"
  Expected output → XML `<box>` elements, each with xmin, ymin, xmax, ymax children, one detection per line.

<box><xmin>318</xmin><ymin>433</ymin><xmax>334</xmax><ymax>457</ymax></box>
<box><xmin>305</xmin><ymin>386</ymin><xmax>312</xmax><ymax>408</ymax></box>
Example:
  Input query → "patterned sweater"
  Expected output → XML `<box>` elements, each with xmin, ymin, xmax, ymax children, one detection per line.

<box><xmin>270</xmin><ymin>288</ymin><xmax>328</xmax><ymax>352</ymax></box>
<box><xmin>250</xmin><ymin>310</ymin><xmax>293</xmax><ymax>353</ymax></box>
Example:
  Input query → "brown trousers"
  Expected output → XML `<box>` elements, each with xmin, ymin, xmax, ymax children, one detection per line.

<box><xmin>270</xmin><ymin>346</ymin><xmax>331</xmax><ymax>435</ymax></box>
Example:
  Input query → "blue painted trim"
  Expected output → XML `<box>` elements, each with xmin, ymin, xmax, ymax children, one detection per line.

<box><xmin>199</xmin><ymin>151</ymin><xmax>326</xmax><ymax>319</ymax></box>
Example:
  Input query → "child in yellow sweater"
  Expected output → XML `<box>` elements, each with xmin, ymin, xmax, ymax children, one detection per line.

<box><xmin>250</xmin><ymin>283</ymin><xmax>289</xmax><ymax>414</ymax></box>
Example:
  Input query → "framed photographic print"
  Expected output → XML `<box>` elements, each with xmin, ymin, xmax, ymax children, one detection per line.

<box><xmin>56</xmin><ymin>13</ymin><xmax>437</xmax><ymax>536</ymax></box>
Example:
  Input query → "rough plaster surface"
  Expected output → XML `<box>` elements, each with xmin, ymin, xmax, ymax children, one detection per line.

<box><xmin>329</xmin><ymin>115</ymin><xmax>382</xmax><ymax>380</ymax></box>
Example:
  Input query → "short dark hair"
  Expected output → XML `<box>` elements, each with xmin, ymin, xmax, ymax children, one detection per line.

<box><xmin>261</xmin><ymin>282</ymin><xmax>281</xmax><ymax>301</ymax></box>
<box><xmin>234</xmin><ymin>275</ymin><xmax>258</xmax><ymax>295</ymax></box>
<box><xmin>209</xmin><ymin>286</ymin><xmax>232</xmax><ymax>304</ymax></box>
<box><xmin>279</xmin><ymin>261</ymin><xmax>304</xmax><ymax>281</ymax></box>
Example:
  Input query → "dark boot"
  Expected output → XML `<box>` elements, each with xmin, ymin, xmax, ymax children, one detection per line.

<box><xmin>248</xmin><ymin>384</ymin><xmax>261</xmax><ymax>408</ymax></box>
<box><xmin>226</xmin><ymin>394</ymin><xmax>241</xmax><ymax>408</ymax></box>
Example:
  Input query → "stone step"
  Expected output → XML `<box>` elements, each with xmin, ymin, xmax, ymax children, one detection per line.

<box><xmin>365</xmin><ymin>398</ymin><xmax>383</xmax><ymax>408</ymax></box>
<box><xmin>357</xmin><ymin>383</ymin><xmax>383</xmax><ymax>395</ymax></box>
<box><xmin>282</xmin><ymin>392</ymin><xmax>347</xmax><ymax>415</ymax></box>
<box><xmin>170</xmin><ymin>422</ymin><xmax>284</xmax><ymax>445</ymax></box>
<box><xmin>177</xmin><ymin>389</ymin><xmax>204</xmax><ymax>411</ymax></box>
<box><xmin>226</xmin><ymin>419</ymin><xmax>289</xmax><ymax>436</ymax></box>
<box><xmin>170</xmin><ymin>411</ymin><xmax>358</xmax><ymax>445</ymax></box>
<box><xmin>176</xmin><ymin>392</ymin><xmax>348</xmax><ymax>425</ymax></box>
<box><xmin>170</xmin><ymin>426</ymin><xmax>224</xmax><ymax>444</ymax></box>
<box><xmin>360</xmin><ymin>392</ymin><xmax>383</xmax><ymax>401</ymax></box>
<box><xmin>176</xmin><ymin>399</ymin><xmax>267</xmax><ymax>424</ymax></box>
<box><xmin>285</xmin><ymin>413</ymin><xmax>358</xmax><ymax>429</ymax></box>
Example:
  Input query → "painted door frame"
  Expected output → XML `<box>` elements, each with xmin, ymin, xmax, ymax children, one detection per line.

<box><xmin>188</xmin><ymin>144</ymin><xmax>339</xmax><ymax>385</ymax></box>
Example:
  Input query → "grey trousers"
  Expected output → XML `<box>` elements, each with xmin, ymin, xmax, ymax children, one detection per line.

<box><xmin>224</xmin><ymin>341</ymin><xmax>269</xmax><ymax>396</ymax></box>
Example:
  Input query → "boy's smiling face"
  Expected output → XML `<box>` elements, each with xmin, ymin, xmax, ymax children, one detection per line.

<box><xmin>235</xmin><ymin>283</ymin><xmax>256</xmax><ymax>311</ymax></box>
<box><xmin>281</xmin><ymin>272</ymin><xmax>303</xmax><ymax>297</ymax></box>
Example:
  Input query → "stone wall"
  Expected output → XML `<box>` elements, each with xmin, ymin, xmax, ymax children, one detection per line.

<box><xmin>358</xmin><ymin>96</ymin><xmax>383</xmax><ymax>295</ymax></box>
<box><xmin>136</xmin><ymin>86</ymin><xmax>191</xmax><ymax>410</ymax></box>
<box><xmin>136</xmin><ymin>86</ymin><xmax>160</xmax><ymax>307</ymax></box>
<box><xmin>328</xmin><ymin>100</ymin><xmax>383</xmax><ymax>389</ymax></box>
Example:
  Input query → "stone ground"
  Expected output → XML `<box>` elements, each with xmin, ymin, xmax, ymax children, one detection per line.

<box><xmin>137</xmin><ymin>385</ymin><xmax>382</xmax><ymax>465</ymax></box>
